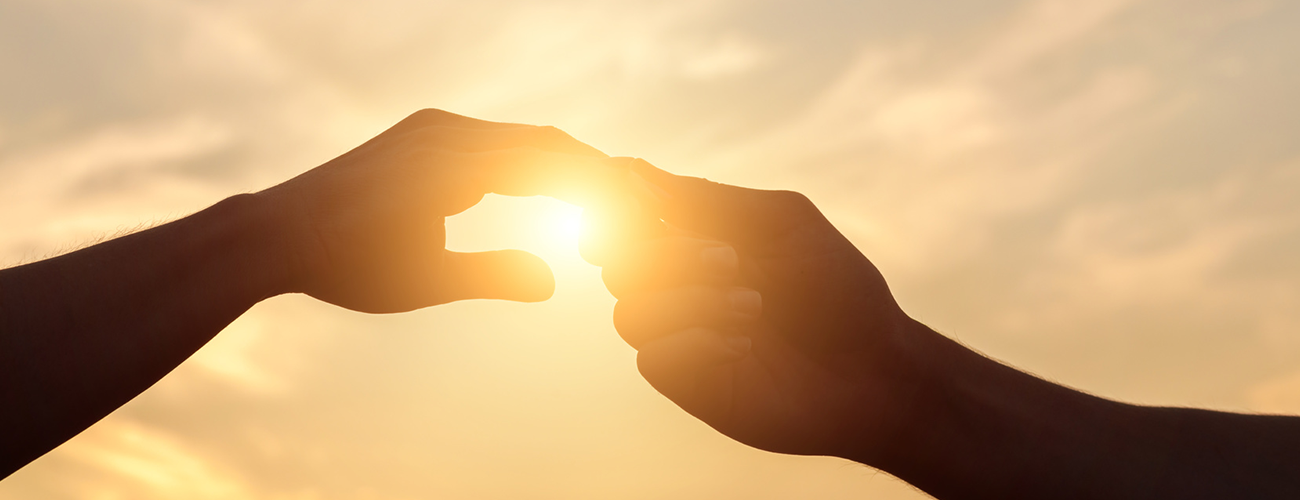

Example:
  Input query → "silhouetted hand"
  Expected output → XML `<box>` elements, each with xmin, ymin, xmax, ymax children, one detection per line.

<box><xmin>590</xmin><ymin>160</ymin><xmax>1300</xmax><ymax>500</ymax></box>
<box><xmin>258</xmin><ymin>109</ymin><xmax>616</xmax><ymax>313</ymax></box>
<box><xmin>588</xmin><ymin>158</ymin><xmax>938</xmax><ymax>465</ymax></box>
<box><xmin>0</xmin><ymin>109</ymin><xmax>631</xmax><ymax>477</ymax></box>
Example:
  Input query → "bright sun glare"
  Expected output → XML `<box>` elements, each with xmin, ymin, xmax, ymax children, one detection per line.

<box><xmin>556</xmin><ymin>210</ymin><xmax>583</xmax><ymax>242</ymax></box>
<box><xmin>446</xmin><ymin>195</ymin><xmax>587</xmax><ymax>267</ymax></box>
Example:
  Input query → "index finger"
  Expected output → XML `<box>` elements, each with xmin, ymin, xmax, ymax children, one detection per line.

<box><xmin>461</xmin><ymin>150</ymin><xmax>646</xmax><ymax>211</ymax></box>
<box><xmin>362</xmin><ymin>109</ymin><xmax>601</xmax><ymax>159</ymax></box>
<box><xmin>391</xmin><ymin>108</ymin><xmax>528</xmax><ymax>134</ymax></box>
<box><xmin>626</xmin><ymin>158</ymin><xmax>833</xmax><ymax>250</ymax></box>
<box><xmin>395</xmin><ymin>124</ymin><xmax>608</xmax><ymax>158</ymax></box>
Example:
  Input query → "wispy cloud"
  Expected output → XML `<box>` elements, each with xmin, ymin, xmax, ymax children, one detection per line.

<box><xmin>4</xmin><ymin>0</ymin><xmax>1300</xmax><ymax>498</ymax></box>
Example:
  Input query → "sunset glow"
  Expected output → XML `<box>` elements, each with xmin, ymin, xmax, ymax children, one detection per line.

<box><xmin>557</xmin><ymin>209</ymin><xmax>583</xmax><ymax>243</ymax></box>
<box><xmin>4</xmin><ymin>1</ymin><xmax>1300</xmax><ymax>499</ymax></box>
<box><xmin>446</xmin><ymin>194</ymin><xmax>587</xmax><ymax>271</ymax></box>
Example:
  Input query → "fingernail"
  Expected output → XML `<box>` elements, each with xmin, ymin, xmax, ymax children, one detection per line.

<box><xmin>723</xmin><ymin>335</ymin><xmax>752</xmax><ymax>356</ymax></box>
<box><xmin>700</xmin><ymin>245</ymin><xmax>738</xmax><ymax>274</ymax></box>
<box><xmin>728</xmin><ymin>287</ymin><xmax>762</xmax><ymax>319</ymax></box>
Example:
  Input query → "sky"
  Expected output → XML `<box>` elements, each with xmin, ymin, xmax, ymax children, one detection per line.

<box><xmin>3</xmin><ymin>0</ymin><xmax>1300</xmax><ymax>498</ymax></box>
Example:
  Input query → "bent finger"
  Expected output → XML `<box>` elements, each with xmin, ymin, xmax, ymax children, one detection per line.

<box><xmin>613</xmin><ymin>285</ymin><xmax>761</xmax><ymax>349</ymax></box>
<box><xmin>626</xmin><ymin>158</ymin><xmax>833</xmax><ymax>248</ymax></box>
<box><xmin>347</xmin><ymin>109</ymin><xmax>530</xmax><ymax>156</ymax></box>
<box><xmin>637</xmin><ymin>327</ymin><xmax>749</xmax><ymax>408</ymax></box>
<box><xmin>598</xmin><ymin>236</ymin><xmax>738</xmax><ymax>297</ymax></box>
<box><xmin>458</xmin><ymin>149</ymin><xmax>640</xmax><ymax>210</ymax></box>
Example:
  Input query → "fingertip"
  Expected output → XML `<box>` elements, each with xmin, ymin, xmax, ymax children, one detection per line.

<box><xmin>505</xmin><ymin>249</ymin><xmax>556</xmax><ymax>302</ymax></box>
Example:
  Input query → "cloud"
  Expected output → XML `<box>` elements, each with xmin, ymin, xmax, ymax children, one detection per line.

<box><xmin>679</xmin><ymin>33</ymin><xmax>769</xmax><ymax>80</ymax></box>
<box><xmin>5</xmin><ymin>0</ymin><xmax>1300</xmax><ymax>498</ymax></box>
<box><xmin>58</xmin><ymin>420</ymin><xmax>256</xmax><ymax>500</ymax></box>
<box><xmin>191</xmin><ymin>312</ymin><xmax>291</xmax><ymax>396</ymax></box>
<box><xmin>0</xmin><ymin>117</ymin><xmax>234</xmax><ymax>262</ymax></box>
<box><xmin>709</xmin><ymin>1</ymin><xmax>1158</xmax><ymax>279</ymax></box>
<box><xmin>1249</xmin><ymin>369</ymin><xmax>1300</xmax><ymax>414</ymax></box>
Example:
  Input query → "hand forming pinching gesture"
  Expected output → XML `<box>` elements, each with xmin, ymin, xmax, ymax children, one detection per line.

<box><xmin>0</xmin><ymin>109</ymin><xmax>635</xmax><ymax>477</ymax></box>
<box><xmin>585</xmin><ymin>159</ymin><xmax>1300</xmax><ymax>500</ymax></box>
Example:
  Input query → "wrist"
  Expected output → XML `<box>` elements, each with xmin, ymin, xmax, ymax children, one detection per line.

<box><xmin>870</xmin><ymin>322</ymin><xmax>1144</xmax><ymax>499</ymax></box>
<box><xmin>215</xmin><ymin>192</ymin><xmax>315</xmax><ymax>299</ymax></box>
<box><xmin>842</xmin><ymin>317</ymin><xmax>973</xmax><ymax>469</ymax></box>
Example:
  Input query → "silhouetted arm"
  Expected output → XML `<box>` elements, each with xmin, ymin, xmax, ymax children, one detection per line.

<box><xmin>877</xmin><ymin>321</ymin><xmax>1300</xmax><ymax>499</ymax></box>
<box><xmin>591</xmin><ymin>158</ymin><xmax>1300</xmax><ymax>499</ymax></box>
<box><xmin>0</xmin><ymin>194</ymin><xmax>290</xmax><ymax>478</ymax></box>
<box><xmin>0</xmin><ymin>109</ymin><xmax>624</xmax><ymax>479</ymax></box>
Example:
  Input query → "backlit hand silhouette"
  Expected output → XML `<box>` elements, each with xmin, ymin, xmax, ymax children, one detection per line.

<box><xmin>0</xmin><ymin>109</ymin><xmax>628</xmax><ymax>477</ymax></box>
<box><xmin>258</xmin><ymin>109</ymin><xmax>614</xmax><ymax>313</ymax></box>
<box><xmin>587</xmin><ymin>159</ymin><xmax>1300</xmax><ymax>500</ymax></box>
<box><xmin>588</xmin><ymin>158</ymin><xmax>930</xmax><ymax>463</ymax></box>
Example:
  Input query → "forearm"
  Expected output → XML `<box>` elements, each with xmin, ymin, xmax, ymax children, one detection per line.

<box><xmin>0</xmin><ymin>193</ymin><xmax>293</xmax><ymax>477</ymax></box>
<box><xmin>869</xmin><ymin>320</ymin><xmax>1300</xmax><ymax>499</ymax></box>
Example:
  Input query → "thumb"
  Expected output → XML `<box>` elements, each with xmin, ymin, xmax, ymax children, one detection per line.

<box><xmin>622</xmin><ymin>158</ymin><xmax>826</xmax><ymax>246</ymax></box>
<box><xmin>438</xmin><ymin>249</ymin><xmax>555</xmax><ymax>303</ymax></box>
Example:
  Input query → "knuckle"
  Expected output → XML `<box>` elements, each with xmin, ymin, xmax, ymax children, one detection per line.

<box><xmin>536</xmin><ymin>125</ymin><xmax>571</xmax><ymax>139</ymax></box>
<box><xmin>771</xmin><ymin>189</ymin><xmax>816</xmax><ymax>213</ymax></box>
<box><xmin>773</xmin><ymin>189</ymin><xmax>810</xmax><ymax>205</ymax></box>
<box><xmin>408</xmin><ymin>108</ymin><xmax>449</xmax><ymax>123</ymax></box>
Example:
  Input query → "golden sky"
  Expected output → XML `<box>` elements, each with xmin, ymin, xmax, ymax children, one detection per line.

<box><xmin>3</xmin><ymin>0</ymin><xmax>1300</xmax><ymax>498</ymax></box>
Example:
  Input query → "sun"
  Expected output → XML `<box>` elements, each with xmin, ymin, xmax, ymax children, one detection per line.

<box><xmin>445</xmin><ymin>195</ymin><xmax>590</xmax><ymax>270</ymax></box>
<box><xmin>556</xmin><ymin>209</ymin><xmax>583</xmax><ymax>242</ymax></box>
<box><xmin>530</xmin><ymin>201</ymin><xmax>584</xmax><ymax>265</ymax></box>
